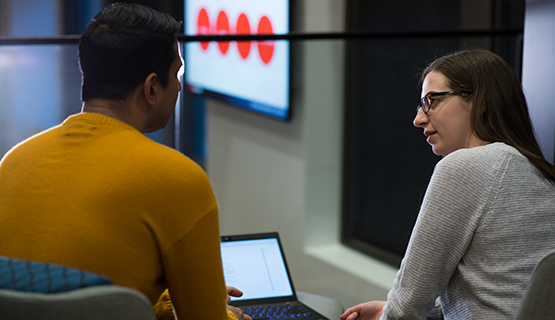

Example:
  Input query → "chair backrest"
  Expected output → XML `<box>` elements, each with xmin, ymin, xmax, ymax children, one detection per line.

<box><xmin>0</xmin><ymin>285</ymin><xmax>156</xmax><ymax>320</ymax></box>
<box><xmin>0</xmin><ymin>256</ymin><xmax>112</xmax><ymax>293</ymax></box>
<box><xmin>0</xmin><ymin>256</ymin><xmax>155</xmax><ymax>319</ymax></box>
<box><xmin>515</xmin><ymin>250</ymin><xmax>555</xmax><ymax>320</ymax></box>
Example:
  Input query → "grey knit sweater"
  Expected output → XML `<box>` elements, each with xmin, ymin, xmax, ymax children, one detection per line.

<box><xmin>383</xmin><ymin>142</ymin><xmax>555</xmax><ymax>319</ymax></box>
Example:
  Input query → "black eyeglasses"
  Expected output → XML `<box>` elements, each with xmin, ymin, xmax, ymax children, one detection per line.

<box><xmin>417</xmin><ymin>90</ymin><xmax>472</xmax><ymax>114</ymax></box>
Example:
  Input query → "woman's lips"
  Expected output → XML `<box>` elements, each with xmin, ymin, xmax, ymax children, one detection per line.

<box><xmin>425</xmin><ymin>131</ymin><xmax>437</xmax><ymax>143</ymax></box>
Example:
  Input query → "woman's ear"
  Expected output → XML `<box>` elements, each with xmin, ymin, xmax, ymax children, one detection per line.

<box><xmin>143</xmin><ymin>72</ymin><xmax>159</xmax><ymax>106</ymax></box>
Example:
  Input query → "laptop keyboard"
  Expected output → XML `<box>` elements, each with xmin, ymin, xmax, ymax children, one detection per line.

<box><xmin>243</xmin><ymin>302</ymin><xmax>313</xmax><ymax>319</ymax></box>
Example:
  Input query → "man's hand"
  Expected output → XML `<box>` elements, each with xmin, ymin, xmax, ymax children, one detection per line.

<box><xmin>226</xmin><ymin>286</ymin><xmax>253</xmax><ymax>320</ymax></box>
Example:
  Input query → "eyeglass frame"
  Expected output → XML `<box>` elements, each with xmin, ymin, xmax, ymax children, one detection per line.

<box><xmin>417</xmin><ymin>90</ymin><xmax>472</xmax><ymax>114</ymax></box>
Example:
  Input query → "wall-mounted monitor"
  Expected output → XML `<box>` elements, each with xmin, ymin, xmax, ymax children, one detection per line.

<box><xmin>184</xmin><ymin>0</ymin><xmax>291</xmax><ymax>121</ymax></box>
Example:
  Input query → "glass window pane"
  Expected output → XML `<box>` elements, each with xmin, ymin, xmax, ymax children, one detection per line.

<box><xmin>0</xmin><ymin>43</ymin><xmax>175</xmax><ymax>158</ymax></box>
<box><xmin>0</xmin><ymin>44</ymin><xmax>81</xmax><ymax>157</ymax></box>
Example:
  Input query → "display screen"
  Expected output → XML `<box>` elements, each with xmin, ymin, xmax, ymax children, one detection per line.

<box><xmin>184</xmin><ymin>0</ymin><xmax>290</xmax><ymax>120</ymax></box>
<box><xmin>221</xmin><ymin>238</ymin><xmax>294</xmax><ymax>301</ymax></box>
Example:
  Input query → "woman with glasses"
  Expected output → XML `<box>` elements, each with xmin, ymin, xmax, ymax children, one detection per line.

<box><xmin>341</xmin><ymin>49</ymin><xmax>555</xmax><ymax>320</ymax></box>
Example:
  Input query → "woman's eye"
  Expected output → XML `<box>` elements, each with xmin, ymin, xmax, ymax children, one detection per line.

<box><xmin>429</xmin><ymin>98</ymin><xmax>439</xmax><ymax>105</ymax></box>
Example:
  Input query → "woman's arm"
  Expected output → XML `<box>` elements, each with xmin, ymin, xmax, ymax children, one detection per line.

<box><xmin>382</xmin><ymin>149</ymin><xmax>499</xmax><ymax>319</ymax></box>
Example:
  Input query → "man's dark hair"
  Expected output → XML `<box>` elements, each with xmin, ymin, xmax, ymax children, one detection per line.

<box><xmin>79</xmin><ymin>3</ymin><xmax>182</xmax><ymax>101</ymax></box>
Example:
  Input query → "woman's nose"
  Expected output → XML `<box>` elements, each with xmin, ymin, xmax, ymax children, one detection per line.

<box><xmin>413</xmin><ymin>108</ymin><xmax>428</xmax><ymax>128</ymax></box>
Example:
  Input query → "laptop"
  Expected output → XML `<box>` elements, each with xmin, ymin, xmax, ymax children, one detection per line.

<box><xmin>220</xmin><ymin>232</ymin><xmax>330</xmax><ymax>320</ymax></box>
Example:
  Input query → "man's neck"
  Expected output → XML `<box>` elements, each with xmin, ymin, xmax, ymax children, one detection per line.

<box><xmin>81</xmin><ymin>99</ymin><xmax>146</xmax><ymax>132</ymax></box>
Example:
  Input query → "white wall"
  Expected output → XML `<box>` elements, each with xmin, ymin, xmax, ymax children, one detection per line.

<box><xmin>205</xmin><ymin>0</ymin><xmax>397</xmax><ymax>309</ymax></box>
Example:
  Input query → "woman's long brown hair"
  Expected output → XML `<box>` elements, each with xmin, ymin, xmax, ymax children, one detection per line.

<box><xmin>422</xmin><ymin>49</ymin><xmax>555</xmax><ymax>183</ymax></box>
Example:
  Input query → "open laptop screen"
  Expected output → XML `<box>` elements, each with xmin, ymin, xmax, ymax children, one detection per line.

<box><xmin>221</xmin><ymin>237</ymin><xmax>294</xmax><ymax>301</ymax></box>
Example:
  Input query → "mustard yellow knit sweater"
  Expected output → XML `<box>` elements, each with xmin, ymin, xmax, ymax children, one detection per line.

<box><xmin>0</xmin><ymin>113</ymin><xmax>234</xmax><ymax>319</ymax></box>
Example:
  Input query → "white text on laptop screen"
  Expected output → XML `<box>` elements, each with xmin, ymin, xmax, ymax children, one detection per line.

<box><xmin>221</xmin><ymin>238</ymin><xmax>293</xmax><ymax>301</ymax></box>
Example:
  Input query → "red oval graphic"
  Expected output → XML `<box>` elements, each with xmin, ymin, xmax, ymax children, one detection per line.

<box><xmin>216</xmin><ymin>10</ymin><xmax>230</xmax><ymax>54</ymax></box>
<box><xmin>236</xmin><ymin>13</ymin><xmax>251</xmax><ymax>60</ymax></box>
<box><xmin>257</xmin><ymin>16</ymin><xmax>274</xmax><ymax>64</ymax></box>
<box><xmin>197</xmin><ymin>8</ymin><xmax>210</xmax><ymax>50</ymax></box>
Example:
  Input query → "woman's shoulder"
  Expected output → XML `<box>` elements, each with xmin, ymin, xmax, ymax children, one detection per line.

<box><xmin>439</xmin><ymin>142</ymin><xmax>517</xmax><ymax>168</ymax></box>
<box><xmin>432</xmin><ymin>143</ymin><xmax>520</xmax><ymax>184</ymax></box>
<box><xmin>447</xmin><ymin>141</ymin><xmax>516</xmax><ymax>158</ymax></box>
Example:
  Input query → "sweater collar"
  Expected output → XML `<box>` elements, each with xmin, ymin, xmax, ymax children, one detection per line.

<box><xmin>63</xmin><ymin>112</ymin><xmax>138</xmax><ymax>132</ymax></box>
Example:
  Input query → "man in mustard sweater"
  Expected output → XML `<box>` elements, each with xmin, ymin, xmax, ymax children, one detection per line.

<box><xmin>0</xmin><ymin>3</ymin><xmax>250</xmax><ymax>320</ymax></box>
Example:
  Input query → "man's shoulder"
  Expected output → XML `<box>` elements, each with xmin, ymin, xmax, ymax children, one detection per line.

<box><xmin>135</xmin><ymin>140</ymin><xmax>201</xmax><ymax>171</ymax></box>
<box><xmin>0</xmin><ymin>125</ymin><xmax>61</xmax><ymax>162</ymax></box>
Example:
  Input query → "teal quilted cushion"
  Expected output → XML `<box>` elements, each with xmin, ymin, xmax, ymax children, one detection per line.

<box><xmin>0</xmin><ymin>256</ymin><xmax>112</xmax><ymax>293</ymax></box>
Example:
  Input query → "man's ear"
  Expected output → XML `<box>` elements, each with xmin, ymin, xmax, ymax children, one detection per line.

<box><xmin>143</xmin><ymin>72</ymin><xmax>159</xmax><ymax>106</ymax></box>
